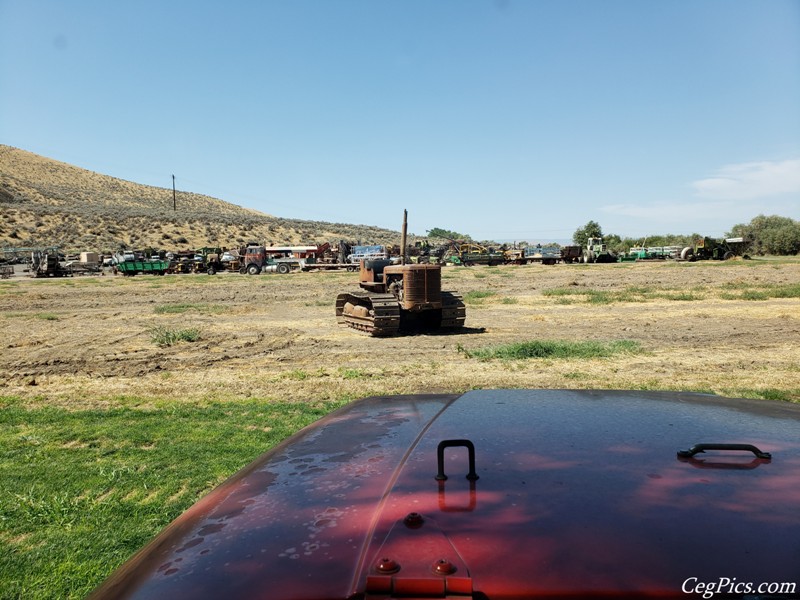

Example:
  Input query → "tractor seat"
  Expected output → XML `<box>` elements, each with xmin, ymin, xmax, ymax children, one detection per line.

<box><xmin>364</xmin><ymin>259</ymin><xmax>392</xmax><ymax>275</ymax></box>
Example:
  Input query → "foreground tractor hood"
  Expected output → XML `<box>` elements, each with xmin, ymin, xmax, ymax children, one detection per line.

<box><xmin>91</xmin><ymin>390</ymin><xmax>800</xmax><ymax>599</ymax></box>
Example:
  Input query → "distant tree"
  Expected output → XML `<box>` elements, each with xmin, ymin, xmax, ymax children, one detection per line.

<box><xmin>728</xmin><ymin>214</ymin><xmax>800</xmax><ymax>255</ymax></box>
<box><xmin>572</xmin><ymin>221</ymin><xmax>603</xmax><ymax>247</ymax></box>
<box><xmin>427</xmin><ymin>227</ymin><xmax>471</xmax><ymax>241</ymax></box>
<box><xmin>763</xmin><ymin>224</ymin><xmax>800</xmax><ymax>255</ymax></box>
<box><xmin>602</xmin><ymin>233</ymin><xmax>624</xmax><ymax>253</ymax></box>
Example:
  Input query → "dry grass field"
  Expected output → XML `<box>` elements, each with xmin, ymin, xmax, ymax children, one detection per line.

<box><xmin>3</xmin><ymin>258</ymin><xmax>798</xmax><ymax>406</ymax></box>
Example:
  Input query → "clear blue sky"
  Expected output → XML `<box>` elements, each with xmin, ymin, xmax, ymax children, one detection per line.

<box><xmin>2</xmin><ymin>0</ymin><xmax>798</xmax><ymax>242</ymax></box>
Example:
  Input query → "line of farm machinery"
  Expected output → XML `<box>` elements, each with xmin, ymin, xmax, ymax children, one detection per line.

<box><xmin>2</xmin><ymin>231</ymin><xmax>750</xmax><ymax>281</ymax></box>
<box><xmin>410</xmin><ymin>234</ymin><xmax>748</xmax><ymax>266</ymax></box>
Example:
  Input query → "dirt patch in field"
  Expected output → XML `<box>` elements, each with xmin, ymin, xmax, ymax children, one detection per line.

<box><xmin>1</xmin><ymin>260</ymin><xmax>798</xmax><ymax>406</ymax></box>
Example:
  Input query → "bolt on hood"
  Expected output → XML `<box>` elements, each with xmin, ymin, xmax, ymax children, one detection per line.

<box><xmin>90</xmin><ymin>390</ymin><xmax>800</xmax><ymax>599</ymax></box>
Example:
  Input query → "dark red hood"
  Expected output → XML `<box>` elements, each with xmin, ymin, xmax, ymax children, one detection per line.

<box><xmin>90</xmin><ymin>390</ymin><xmax>800</xmax><ymax>599</ymax></box>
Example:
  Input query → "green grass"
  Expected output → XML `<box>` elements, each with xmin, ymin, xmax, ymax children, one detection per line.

<box><xmin>4</xmin><ymin>312</ymin><xmax>61</xmax><ymax>320</ymax></box>
<box><xmin>149</xmin><ymin>326</ymin><xmax>201</xmax><ymax>347</ymax></box>
<box><xmin>718</xmin><ymin>282</ymin><xmax>800</xmax><ymax>301</ymax></box>
<box><xmin>0</xmin><ymin>396</ymin><xmax>344</xmax><ymax>600</ymax></box>
<box><xmin>0</xmin><ymin>282</ymin><xmax>24</xmax><ymax>295</ymax></box>
<box><xmin>463</xmin><ymin>290</ymin><xmax>496</xmax><ymax>304</ymax></box>
<box><xmin>153</xmin><ymin>302</ymin><xmax>225</xmax><ymax>315</ymax></box>
<box><xmin>338</xmin><ymin>368</ymin><xmax>369</xmax><ymax>380</ymax></box>
<box><xmin>563</xmin><ymin>371</ymin><xmax>591</xmax><ymax>380</ymax></box>
<box><xmin>543</xmin><ymin>281</ymin><xmax>800</xmax><ymax>304</ymax></box>
<box><xmin>663</xmin><ymin>291</ymin><xmax>704</xmax><ymax>301</ymax></box>
<box><xmin>484</xmin><ymin>267</ymin><xmax>513</xmax><ymax>278</ymax></box>
<box><xmin>459</xmin><ymin>339</ymin><xmax>641</xmax><ymax>361</ymax></box>
<box><xmin>34</xmin><ymin>313</ymin><xmax>60</xmax><ymax>321</ymax></box>
<box><xmin>733</xmin><ymin>388</ymin><xmax>800</xmax><ymax>403</ymax></box>
<box><xmin>542</xmin><ymin>288</ymin><xmax>640</xmax><ymax>304</ymax></box>
<box><xmin>282</xmin><ymin>369</ymin><xmax>310</xmax><ymax>380</ymax></box>
<box><xmin>543</xmin><ymin>286</ymin><xmax>707</xmax><ymax>304</ymax></box>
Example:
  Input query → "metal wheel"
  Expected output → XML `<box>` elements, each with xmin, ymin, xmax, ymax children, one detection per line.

<box><xmin>247</xmin><ymin>264</ymin><xmax>260</xmax><ymax>275</ymax></box>
<box><xmin>277</xmin><ymin>263</ymin><xmax>290</xmax><ymax>274</ymax></box>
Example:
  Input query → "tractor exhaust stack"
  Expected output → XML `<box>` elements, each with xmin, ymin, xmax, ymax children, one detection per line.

<box><xmin>400</xmin><ymin>209</ymin><xmax>408</xmax><ymax>266</ymax></box>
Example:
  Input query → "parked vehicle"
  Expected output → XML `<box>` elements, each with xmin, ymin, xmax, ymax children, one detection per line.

<box><xmin>680</xmin><ymin>237</ymin><xmax>747</xmax><ymax>261</ymax></box>
<box><xmin>446</xmin><ymin>242</ymin><xmax>505</xmax><ymax>266</ymax></box>
<box><xmin>240</xmin><ymin>246</ymin><xmax>305</xmax><ymax>275</ymax></box>
<box><xmin>347</xmin><ymin>244</ymin><xmax>388</xmax><ymax>264</ymax></box>
<box><xmin>523</xmin><ymin>244</ymin><xmax>561</xmax><ymax>265</ymax></box>
<box><xmin>113</xmin><ymin>253</ymin><xmax>170</xmax><ymax>276</ymax></box>
<box><xmin>559</xmin><ymin>245</ymin><xmax>583</xmax><ymax>263</ymax></box>
<box><xmin>581</xmin><ymin>237</ymin><xmax>617</xmax><ymax>263</ymax></box>
<box><xmin>30</xmin><ymin>248</ymin><xmax>73</xmax><ymax>277</ymax></box>
<box><xmin>89</xmin><ymin>389</ymin><xmax>800</xmax><ymax>600</ymax></box>
<box><xmin>621</xmin><ymin>245</ymin><xmax>682</xmax><ymax>261</ymax></box>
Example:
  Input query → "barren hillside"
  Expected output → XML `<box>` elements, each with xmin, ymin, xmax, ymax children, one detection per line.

<box><xmin>0</xmin><ymin>145</ymin><xmax>402</xmax><ymax>253</ymax></box>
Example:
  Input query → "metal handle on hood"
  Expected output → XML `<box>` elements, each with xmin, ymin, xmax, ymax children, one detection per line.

<box><xmin>435</xmin><ymin>439</ymin><xmax>479</xmax><ymax>481</ymax></box>
<box><xmin>677</xmin><ymin>443</ymin><xmax>771</xmax><ymax>459</ymax></box>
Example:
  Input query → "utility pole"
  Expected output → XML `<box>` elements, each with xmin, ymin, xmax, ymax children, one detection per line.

<box><xmin>172</xmin><ymin>174</ymin><xmax>177</xmax><ymax>212</ymax></box>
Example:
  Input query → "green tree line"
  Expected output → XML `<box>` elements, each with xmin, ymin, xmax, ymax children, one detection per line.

<box><xmin>573</xmin><ymin>215</ymin><xmax>799</xmax><ymax>256</ymax></box>
<box><xmin>426</xmin><ymin>227</ymin><xmax>472</xmax><ymax>241</ymax></box>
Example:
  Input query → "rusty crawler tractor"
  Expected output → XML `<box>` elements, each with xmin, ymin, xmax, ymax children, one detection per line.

<box><xmin>335</xmin><ymin>211</ymin><xmax>466</xmax><ymax>336</ymax></box>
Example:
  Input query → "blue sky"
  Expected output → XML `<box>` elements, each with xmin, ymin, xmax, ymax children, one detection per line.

<box><xmin>1</xmin><ymin>0</ymin><xmax>798</xmax><ymax>242</ymax></box>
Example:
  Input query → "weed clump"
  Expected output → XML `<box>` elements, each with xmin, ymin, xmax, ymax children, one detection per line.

<box><xmin>149</xmin><ymin>326</ymin><xmax>200</xmax><ymax>347</ymax></box>
<box><xmin>459</xmin><ymin>339</ymin><xmax>640</xmax><ymax>361</ymax></box>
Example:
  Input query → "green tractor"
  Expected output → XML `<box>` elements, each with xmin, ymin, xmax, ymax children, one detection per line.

<box><xmin>581</xmin><ymin>237</ymin><xmax>617</xmax><ymax>263</ymax></box>
<box><xmin>680</xmin><ymin>237</ymin><xmax>746</xmax><ymax>261</ymax></box>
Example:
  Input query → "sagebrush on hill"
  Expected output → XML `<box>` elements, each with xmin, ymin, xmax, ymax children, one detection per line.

<box><xmin>0</xmin><ymin>145</ymin><xmax>402</xmax><ymax>253</ymax></box>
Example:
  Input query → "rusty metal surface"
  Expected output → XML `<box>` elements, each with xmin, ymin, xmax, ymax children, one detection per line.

<box><xmin>91</xmin><ymin>390</ymin><xmax>800</xmax><ymax>599</ymax></box>
<box><xmin>384</xmin><ymin>264</ymin><xmax>442</xmax><ymax>310</ymax></box>
<box><xmin>360</xmin><ymin>390</ymin><xmax>800</xmax><ymax>598</ymax></box>
<box><xmin>90</xmin><ymin>394</ymin><xmax>460</xmax><ymax>600</ymax></box>
<box><xmin>335</xmin><ymin>292</ymin><xmax>401</xmax><ymax>336</ymax></box>
<box><xmin>439</xmin><ymin>291</ymin><xmax>466</xmax><ymax>329</ymax></box>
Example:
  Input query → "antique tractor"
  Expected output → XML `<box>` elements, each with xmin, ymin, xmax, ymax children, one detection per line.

<box><xmin>335</xmin><ymin>211</ymin><xmax>466</xmax><ymax>336</ymax></box>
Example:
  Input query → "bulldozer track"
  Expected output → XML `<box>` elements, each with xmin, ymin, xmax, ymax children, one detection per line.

<box><xmin>335</xmin><ymin>292</ymin><xmax>401</xmax><ymax>336</ymax></box>
<box><xmin>440</xmin><ymin>291</ymin><xmax>466</xmax><ymax>329</ymax></box>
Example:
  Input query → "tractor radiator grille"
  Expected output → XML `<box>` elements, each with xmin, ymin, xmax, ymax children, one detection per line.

<box><xmin>404</xmin><ymin>265</ymin><xmax>441</xmax><ymax>306</ymax></box>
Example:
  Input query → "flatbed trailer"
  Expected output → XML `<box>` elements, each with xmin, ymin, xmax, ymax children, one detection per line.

<box><xmin>301</xmin><ymin>263</ymin><xmax>358</xmax><ymax>272</ymax></box>
<box><xmin>523</xmin><ymin>245</ymin><xmax>562</xmax><ymax>265</ymax></box>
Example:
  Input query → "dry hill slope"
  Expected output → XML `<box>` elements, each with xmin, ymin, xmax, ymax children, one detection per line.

<box><xmin>0</xmin><ymin>145</ymin><xmax>401</xmax><ymax>252</ymax></box>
